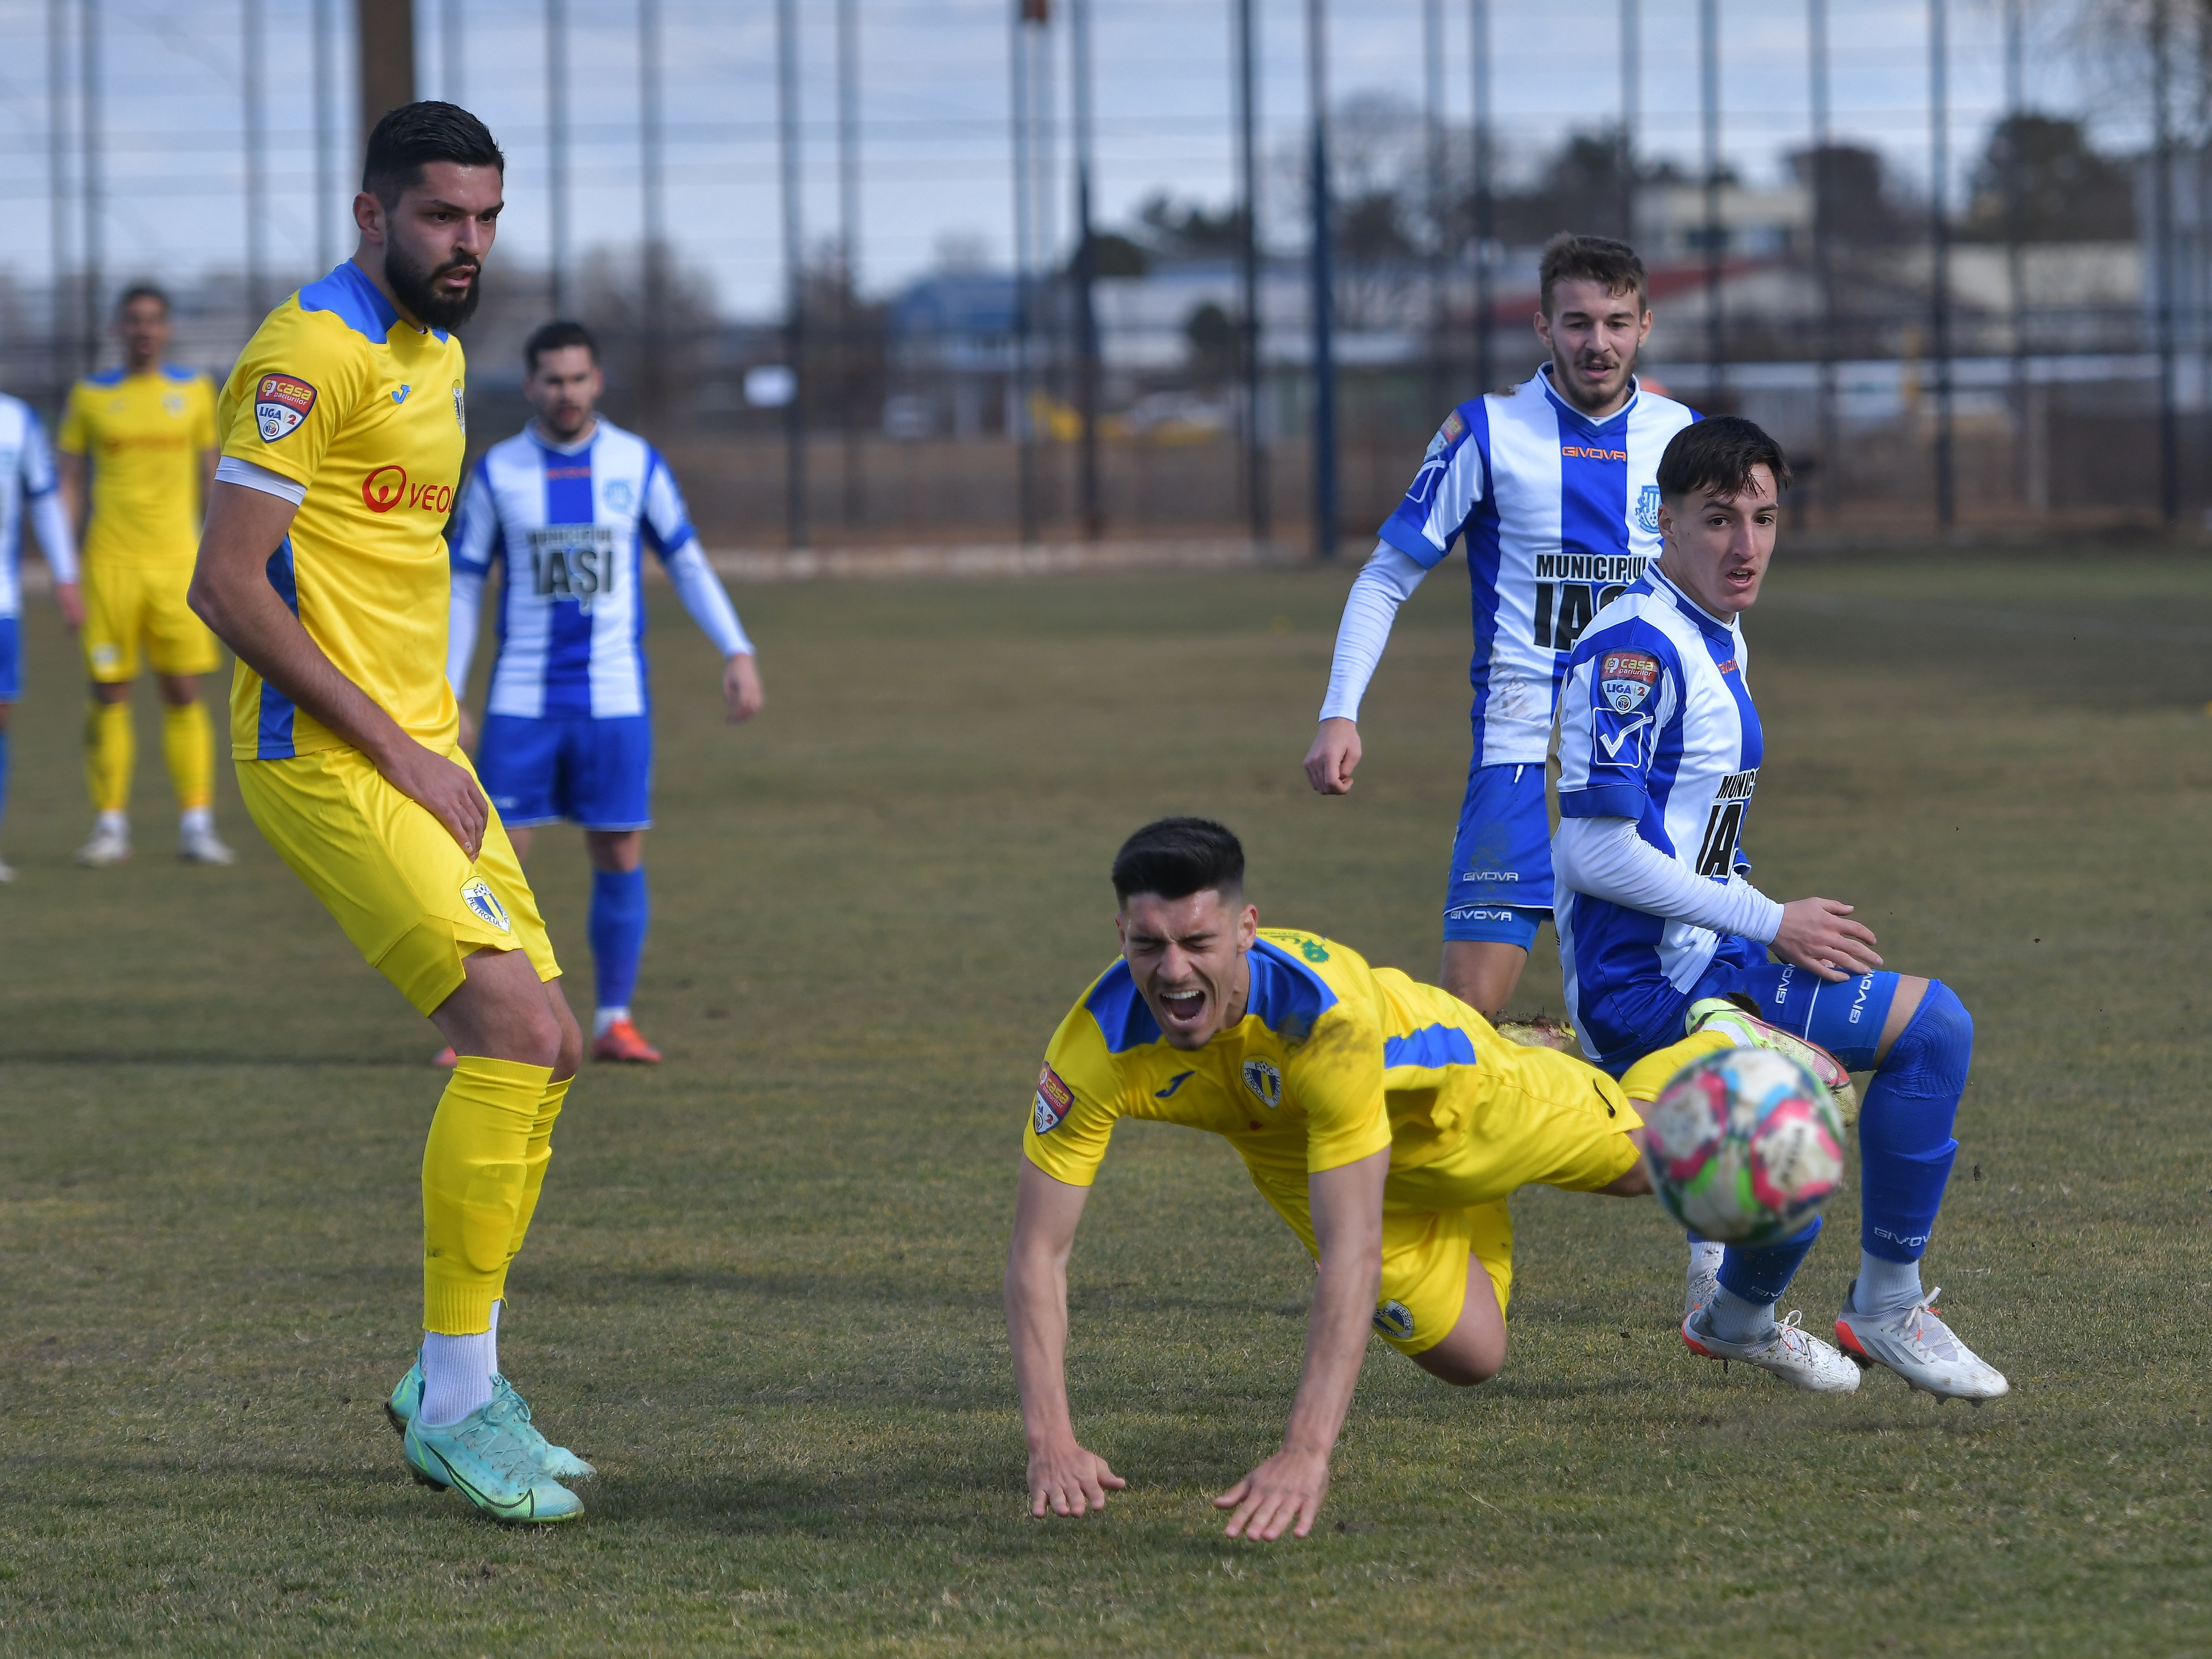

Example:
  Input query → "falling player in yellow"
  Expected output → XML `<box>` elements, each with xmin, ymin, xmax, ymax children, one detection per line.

<box><xmin>1007</xmin><ymin>818</ymin><xmax>1727</xmax><ymax>1541</ymax></box>
<box><xmin>57</xmin><ymin>284</ymin><xmax>233</xmax><ymax>866</ymax></box>
<box><xmin>187</xmin><ymin>103</ymin><xmax>590</xmax><ymax>1526</ymax></box>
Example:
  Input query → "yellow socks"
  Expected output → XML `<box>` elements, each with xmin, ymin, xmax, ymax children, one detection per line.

<box><xmin>161</xmin><ymin>698</ymin><xmax>214</xmax><ymax>811</ymax></box>
<box><xmin>1622</xmin><ymin>1028</ymin><xmax>1737</xmax><ymax>1105</ymax></box>
<box><xmin>422</xmin><ymin>1056</ymin><xmax>554</xmax><ymax>1336</ymax></box>
<box><xmin>504</xmin><ymin>1076</ymin><xmax>570</xmax><ymax>1275</ymax></box>
<box><xmin>85</xmin><ymin>699</ymin><xmax>133</xmax><ymax>813</ymax></box>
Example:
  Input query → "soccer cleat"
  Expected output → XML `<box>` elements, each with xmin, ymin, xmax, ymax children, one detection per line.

<box><xmin>1494</xmin><ymin>1014</ymin><xmax>1577</xmax><ymax>1053</ymax></box>
<box><xmin>1682</xmin><ymin>1306</ymin><xmax>1862</xmax><ymax>1393</ymax></box>
<box><xmin>75</xmin><ymin>821</ymin><xmax>130</xmax><ymax>867</ymax></box>
<box><xmin>178</xmin><ymin>823</ymin><xmax>237</xmax><ymax>865</ymax></box>
<box><xmin>1835</xmin><ymin>1282</ymin><xmax>2009</xmax><ymax>1403</ymax></box>
<box><xmin>1685</xmin><ymin>996</ymin><xmax>1860</xmax><ymax>1123</ymax></box>
<box><xmin>402</xmin><ymin>1396</ymin><xmax>586</xmax><ymax>1523</ymax></box>
<box><xmin>386</xmin><ymin>1358</ymin><xmax>597</xmax><ymax>1480</ymax></box>
<box><xmin>591</xmin><ymin>1018</ymin><xmax>662</xmax><ymax>1064</ymax></box>
<box><xmin>432</xmin><ymin>1046</ymin><xmax>458</xmax><ymax>1069</ymax></box>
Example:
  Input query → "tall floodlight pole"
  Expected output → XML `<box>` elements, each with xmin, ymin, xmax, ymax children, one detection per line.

<box><xmin>1619</xmin><ymin>0</ymin><xmax>1640</xmax><ymax>241</ymax></box>
<box><xmin>314</xmin><ymin>0</ymin><xmax>336</xmax><ymax>273</ymax></box>
<box><xmin>1700</xmin><ymin>0</ymin><xmax>1723</xmax><ymax>403</ymax></box>
<box><xmin>245</xmin><ymin>0</ymin><xmax>266</xmax><ymax>322</ymax></box>
<box><xmin>444</xmin><ymin>0</ymin><xmax>464</xmax><ymax>102</ymax></box>
<box><xmin>1424</xmin><ymin>0</ymin><xmax>1447</xmax><ymax>417</ymax></box>
<box><xmin>1308</xmin><ymin>0</ymin><xmax>1338</xmax><ymax>559</ymax></box>
<box><xmin>1072</xmin><ymin>0</ymin><xmax>1103</xmax><ymax>538</ymax></box>
<box><xmin>779</xmin><ymin>0</ymin><xmax>809</xmax><ymax>549</ymax></box>
<box><xmin>1810</xmin><ymin>0</ymin><xmax>1836</xmax><ymax>517</ymax></box>
<box><xmin>1471</xmin><ymin>0</ymin><xmax>1494</xmax><ymax>396</ymax></box>
<box><xmin>547</xmin><ymin>0</ymin><xmax>569</xmax><ymax>313</ymax></box>
<box><xmin>356</xmin><ymin>0</ymin><xmax>416</xmax><ymax>140</ymax></box>
<box><xmin>1929</xmin><ymin>0</ymin><xmax>1953</xmax><ymax>531</ymax></box>
<box><xmin>2153</xmin><ymin>0</ymin><xmax>2180</xmax><ymax>524</ymax></box>
<box><xmin>2003</xmin><ymin>0</ymin><xmax>2026</xmax><ymax>507</ymax></box>
<box><xmin>1235</xmin><ymin>0</ymin><xmax>1268</xmax><ymax>545</ymax></box>
<box><xmin>80</xmin><ymin>0</ymin><xmax>101</xmax><ymax>369</ymax></box>
<box><xmin>1011</xmin><ymin>0</ymin><xmax>1041</xmax><ymax>545</ymax></box>
<box><xmin>640</xmin><ymin>0</ymin><xmax>665</xmax><ymax>430</ymax></box>
<box><xmin>47</xmin><ymin>0</ymin><xmax>71</xmax><ymax>388</ymax></box>
<box><xmin>837</xmin><ymin>0</ymin><xmax>863</xmax><ymax>525</ymax></box>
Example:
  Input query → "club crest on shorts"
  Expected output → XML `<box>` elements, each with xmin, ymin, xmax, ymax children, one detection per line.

<box><xmin>1241</xmin><ymin>1058</ymin><xmax>1282</xmax><ymax>1110</ymax></box>
<box><xmin>254</xmin><ymin>373</ymin><xmax>316</xmax><ymax>442</ymax></box>
<box><xmin>1033</xmin><ymin>1063</ymin><xmax>1075</xmax><ymax>1135</ymax></box>
<box><xmin>1636</xmin><ymin>483</ymin><xmax>1663</xmax><ymax>534</ymax></box>
<box><xmin>1372</xmin><ymin>1300</ymin><xmax>1416</xmax><ymax>1340</ymax></box>
<box><xmin>459</xmin><ymin>877</ymin><xmax>511</xmax><ymax>933</ymax></box>
<box><xmin>1599</xmin><ymin>650</ymin><xmax>1661</xmax><ymax>713</ymax></box>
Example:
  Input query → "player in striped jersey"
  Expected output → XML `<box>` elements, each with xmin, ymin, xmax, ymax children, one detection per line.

<box><xmin>1305</xmin><ymin>235</ymin><xmax>1696</xmax><ymax>1029</ymax></box>
<box><xmin>0</xmin><ymin>390</ymin><xmax>83</xmax><ymax>878</ymax></box>
<box><xmin>447</xmin><ymin>320</ymin><xmax>762</xmax><ymax>1065</ymax></box>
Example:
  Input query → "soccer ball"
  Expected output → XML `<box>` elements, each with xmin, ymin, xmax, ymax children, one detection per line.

<box><xmin>1640</xmin><ymin>1047</ymin><xmax>1846</xmax><ymax>1245</ymax></box>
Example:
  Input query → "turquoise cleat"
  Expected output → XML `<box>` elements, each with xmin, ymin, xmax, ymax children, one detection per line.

<box><xmin>402</xmin><ymin>1394</ymin><xmax>585</xmax><ymax>1524</ymax></box>
<box><xmin>387</xmin><ymin>1357</ymin><xmax>597</xmax><ymax>1481</ymax></box>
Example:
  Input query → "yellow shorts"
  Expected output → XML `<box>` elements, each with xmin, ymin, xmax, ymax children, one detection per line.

<box><xmin>82</xmin><ymin>559</ymin><xmax>222</xmax><ymax>681</ymax></box>
<box><xmin>1370</xmin><ymin>1198</ymin><xmax>1515</xmax><ymax>1357</ymax></box>
<box><xmin>237</xmin><ymin>742</ymin><xmax>558</xmax><ymax>1016</ymax></box>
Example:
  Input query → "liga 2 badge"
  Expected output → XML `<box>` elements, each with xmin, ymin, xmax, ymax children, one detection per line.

<box><xmin>1033</xmin><ymin>1063</ymin><xmax>1075</xmax><ymax>1136</ymax></box>
<box><xmin>1599</xmin><ymin>650</ymin><xmax>1660</xmax><ymax>713</ymax></box>
<box><xmin>254</xmin><ymin>373</ymin><xmax>316</xmax><ymax>442</ymax></box>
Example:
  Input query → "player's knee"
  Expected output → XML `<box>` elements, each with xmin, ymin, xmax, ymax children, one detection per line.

<box><xmin>1418</xmin><ymin>1339</ymin><xmax>1505</xmax><ymax>1388</ymax></box>
<box><xmin>1881</xmin><ymin>980</ymin><xmax>1972</xmax><ymax>1088</ymax></box>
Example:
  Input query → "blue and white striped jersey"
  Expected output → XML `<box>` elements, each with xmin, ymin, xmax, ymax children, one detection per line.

<box><xmin>447</xmin><ymin>419</ymin><xmax>751</xmax><ymax>720</ymax></box>
<box><xmin>0</xmin><ymin>393</ymin><xmax>74</xmax><ymax>621</ymax></box>
<box><xmin>1377</xmin><ymin>367</ymin><xmax>1697</xmax><ymax>765</ymax></box>
<box><xmin>1553</xmin><ymin>565</ymin><xmax>1764</xmax><ymax>1064</ymax></box>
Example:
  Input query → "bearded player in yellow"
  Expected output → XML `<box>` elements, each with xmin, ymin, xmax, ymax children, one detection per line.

<box><xmin>58</xmin><ymin>284</ymin><xmax>234</xmax><ymax>867</ymax></box>
<box><xmin>1008</xmin><ymin>818</ymin><xmax>1750</xmax><ymax>1541</ymax></box>
<box><xmin>188</xmin><ymin>104</ymin><xmax>590</xmax><ymax>1525</ymax></box>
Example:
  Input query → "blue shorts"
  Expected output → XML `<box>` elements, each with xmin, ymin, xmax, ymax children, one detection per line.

<box><xmin>1442</xmin><ymin>760</ymin><xmax>1552</xmax><ymax>948</ymax></box>
<box><xmin>0</xmin><ymin>617</ymin><xmax>18</xmax><ymax>702</ymax></box>
<box><xmin>1591</xmin><ymin>949</ymin><xmax>1905</xmax><ymax>1076</ymax></box>
<box><xmin>476</xmin><ymin>713</ymin><xmax>654</xmax><ymax>831</ymax></box>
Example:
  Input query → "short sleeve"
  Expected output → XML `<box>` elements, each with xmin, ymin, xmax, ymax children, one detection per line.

<box><xmin>1021</xmin><ymin>1005</ymin><xmax>1129</xmax><ymax>1188</ymax></box>
<box><xmin>1377</xmin><ymin>401</ymin><xmax>1488</xmax><ymax>568</ymax></box>
<box><xmin>218</xmin><ymin>312</ymin><xmax>365</xmax><ymax>488</ymax></box>
<box><xmin>640</xmin><ymin>451</ymin><xmax>697</xmax><ymax>560</ymax></box>
<box><xmin>55</xmin><ymin>384</ymin><xmax>90</xmax><ymax>456</ymax></box>
<box><xmin>1555</xmin><ymin>621</ymin><xmax>1681</xmax><ymax>820</ymax></box>
<box><xmin>1284</xmin><ymin>1005</ymin><xmax>1392</xmax><ymax>1174</ymax></box>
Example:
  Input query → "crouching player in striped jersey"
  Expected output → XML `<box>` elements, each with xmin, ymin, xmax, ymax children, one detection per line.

<box><xmin>1552</xmin><ymin>416</ymin><xmax>2007</xmax><ymax>1402</ymax></box>
<box><xmin>1006</xmin><ymin>818</ymin><xmax>1733</xmax><ymax>1540</ymax></box>
<box><xmin>445</xmin><ymin>320</ymin><xmax>763</xmax><ymax>1066</ymax></box>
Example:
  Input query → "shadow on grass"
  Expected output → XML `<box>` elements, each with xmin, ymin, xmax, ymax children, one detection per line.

<box><xmin>0</xmin><ymin>1050</ymin><xmax>435</xmax><ymax>1070</ymax></box>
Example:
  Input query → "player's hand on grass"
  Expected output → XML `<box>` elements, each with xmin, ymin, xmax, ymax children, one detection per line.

<box><xmin>54</xmin><ymin>581</ymin><xmax>83</xmax><ymax>631</ymax></box>
<box><xmin>1027</xmin><ymin>1438</ymin><xmax>1126</xmax><ymax>1520</ymax></box>
<box><xmin>1304</xmin><ymin>718</ymin><xmax>1361</xmax><ymax>795</ymax></box>
<box><xmin>1772</xmin><ymin>897</ymin><xmax>1882</xmax><ymax>983</ymax></box>
<box><xmin>1214</xmin><ymin>1445</ymin><xmax>1330</xmax><ymax>1541</ymax></box>
<box><xmin>382</xmin><ymin>738</ymin><xmax>491</xmax><ymax>862</ymax></box>
<box><xmin>723</xmin><ymin>652</ymin><xmax>764</xmax><ymax>724</ymax></box>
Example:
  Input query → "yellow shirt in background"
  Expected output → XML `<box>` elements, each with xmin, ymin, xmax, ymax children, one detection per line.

<box><xmin>57</xmin><ymin>366</ymin><xmax>216</xmax><ymax>567</ymax></box>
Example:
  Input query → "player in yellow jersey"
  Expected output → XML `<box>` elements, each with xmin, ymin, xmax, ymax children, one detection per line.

<box><xmin>57</xmin><ymin>284</ymin><xmax>233</xmax><ymax>867</ymax></box>
<box><xmin>187</xmin><ymin>104</ymin><xmax>590</xmax><ymax>1526</ymax></box>
<box><xmin>1006</xmin><ymin>818</ymin><xmax>1727</xmax><ymax>1540</ymax></box>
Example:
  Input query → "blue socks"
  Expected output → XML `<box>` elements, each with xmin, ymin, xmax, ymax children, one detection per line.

<box><xmin>1857</xmin><ymin>981</ymin><xmax>1969</xmax><ymax>1264</ymax></box>
<box><xmin>589</xmin><ymin>865</ymin><xmax>649</xmax><ymax>1020</ymax></box>
<box><xmin>1711</xmin><ymin>1217</ymin><xmax>1824</xmax><ymax>1341</ymax></box>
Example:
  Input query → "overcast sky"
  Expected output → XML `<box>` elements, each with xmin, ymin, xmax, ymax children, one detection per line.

<box><xmin>0</xmin><ymin>0</ymin><xmax>2148</xmax><ymax>320</ymax></box>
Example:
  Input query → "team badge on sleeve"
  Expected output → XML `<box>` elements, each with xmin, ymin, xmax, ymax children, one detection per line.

<box><xmin>1599</xmin><ymin>650</ymin><xmax>1661</xmax><ymax>713</ymax></box>
<box><xmin>254</xmin><ymin>373</ymin><xmax>317</xmax><ymax>442</ymax></box>
<box><xmin>1421</xmin><ymin>408</ymin><xmax>1466</xmax><ymax>462</ymax></box>
<box><xmin>1033</xmin><ymin>1063</ymin><xmax>1075</xmax><ymax>1135</ymax></box>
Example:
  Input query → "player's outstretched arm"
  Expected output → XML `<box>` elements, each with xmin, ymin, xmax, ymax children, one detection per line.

<box><xmin>1770</xmin><ymin>897</ymin><xmax>1882</xmax><ymax>983</ymax></box>
<box><xmin>190</xmin><ymin>481</ymin><xmax>489</xmax><ymax>858</ymax></box>
<box><xmin>1214</xmin><ymin>1146</ymin><xmax>1387</xmax><ymax>1542</ymax></box>
<box><xmin>1006</xmin><ymin>1160</ymin><xmax>1126</xmax><ymax>1520</ymax></box>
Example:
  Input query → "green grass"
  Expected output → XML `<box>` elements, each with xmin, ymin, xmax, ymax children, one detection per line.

<box><xmin>3</xmin><ymin>549</ymin><xmax>2209</xmax><ymax>1655</ymax></box>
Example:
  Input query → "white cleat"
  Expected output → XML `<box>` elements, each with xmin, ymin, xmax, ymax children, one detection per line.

<box><xmin>1685</xmin><ymin>996</ymin><xmax>1860</xmax><ymax>1123</ymax></box>
<box><xmin>1683</xmin><ymin>1306</ymin><xmax>1863</xmax><ymax>1393</ymax></box>
<box><xmin>76</xmin><ymin>821</ymin><xmax>131</xmax><ymax>867</ymax></box>
<box><xmin>178</xmin><ymin>823</ymin><xmax>237</xmax><ymax>865</ymax></box>
<box><xmin>1834</xmin><ymin>1282</ymin><xmax>2009</xmax><ymax>1403</ymax></box>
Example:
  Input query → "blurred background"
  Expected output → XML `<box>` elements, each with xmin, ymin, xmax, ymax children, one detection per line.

<box><xmin>1</xmin><ymin>0</ymin><xmax>2206</xmax><ymax>550</ymax></box>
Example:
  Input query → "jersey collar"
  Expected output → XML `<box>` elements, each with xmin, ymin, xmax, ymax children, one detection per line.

<box><xmin>528</xmin><ymin>420</ymin><xmax>600</xmax><ymax>457</ymax></box>
<box><xmin>1536</xmin><ymin>362</ymin><xmax>1639</xmax><ymax>437</ymax></box>
<box><xmin>1644</xmin><ymin>563</ymin><xmax>1738</xmax><ymax>644</ymax></box>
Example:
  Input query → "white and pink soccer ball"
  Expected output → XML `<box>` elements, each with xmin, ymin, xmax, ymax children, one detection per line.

<box><xmin>1640</xmin><ymin>1047</ymin><xmax>1847</xmax><ymax>1244</ymax></box>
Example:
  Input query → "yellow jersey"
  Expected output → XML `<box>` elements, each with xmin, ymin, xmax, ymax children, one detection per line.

<box><xmin>216</xmin><ymin>261</ymin><xmax>469</xmax><ymax>761</ymax></box>
<box><xmin>57</xmin><ymin>365</ymin><xmax>217</xmax><ymax>567</ymax></box>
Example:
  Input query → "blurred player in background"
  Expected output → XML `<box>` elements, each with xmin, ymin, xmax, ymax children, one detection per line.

<box><xmin>1304</xmin><ymin>236</ymin><xmax>1694</xmax><ymax>1029</ymax></box>
<box><xmin>1552</xmin><ymin>416</ymin><xmax>2007</xmax><ymax>1402</ymax></box>
<box><xmin>445</xmin><ymin>319</ymin><xmax>763</xmax><ymax>1067</ymax></box>
<box><xmin>0</xmin><ymin>388</ymin><xmax>83</xmax><ymax>878</ymax></box>
<box><xmin>58</xmin><ymin>285</ymin><xmax>234</xmax><ymax>867</ymax></box>
<box><xmin>190</xmin><ymin>102</ymin><xmax>595</xmax><ymax>1523</ymax></box>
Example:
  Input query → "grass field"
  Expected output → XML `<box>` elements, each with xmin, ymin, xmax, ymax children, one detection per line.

<box><xmin>3</xmin><ymin>547</ymin><xmax>2210</xmax><ymax>1655</ymax></box>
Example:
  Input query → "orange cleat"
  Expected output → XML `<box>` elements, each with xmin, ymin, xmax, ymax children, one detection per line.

<box><xmin>591</xmin><ymin>1018</ymin><xmax>662</xmax><ymax>1064</ymax></box>
<box><xmin>432</xmin><ymin>1046</ymin><xmax>458</xmax><ymax>1068</ymax></box>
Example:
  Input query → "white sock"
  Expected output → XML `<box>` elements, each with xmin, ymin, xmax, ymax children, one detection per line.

<box><xmin>593</xmin><ymin>1005</ymin><xmax>627</xmax><ymax>1038</ymax></box>
<box><xmin>1688</xmin><ymin>1239</ymin><xmax>1724</xmax><ymax>1284</ymax></box>
<box><xmin>419</xmin><ymin>1329</ymin><xmax>496</xmax><ymax>1426</ymax></box>
<box><xmin>97</xmin><ymin>809</ymin><xmax>128</xmax><ymax>836</ymax></box>
<box><xmin>1856</xmin><ymin>1252</ymin><xmax>1924</xmax><ymax>1316</ymax></box>
<box><xmin>180</xmin><ymin>805</ymin><xmax>213</xmax><ymax>836</ymax></box>
<box><xmin>1707</xmin><ymin>1286</ymin><xmax>1778</xmax><ymax>1345</ymax></box>
<box><xmin>488</xmin><ymin>1297</ymin><xmax>503</xmax><ymax>1379</ymax></box>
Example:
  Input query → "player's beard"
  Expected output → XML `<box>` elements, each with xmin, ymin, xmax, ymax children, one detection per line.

<box><xmin>386</xmin><ymin>242</ymin><xmax>485</xmax><ymax>331</ymax></box>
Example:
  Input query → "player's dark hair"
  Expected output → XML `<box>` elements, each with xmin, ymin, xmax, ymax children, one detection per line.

<box><xmin>1656</xmin><ymin>415</ymin><xmax>1794</xmax><ymax>504</ymax></box>
<box><xmin>525</xmin><ymin>319</ymin><xmax>599</xmax><ymax>374</ymax></box>
<box><xmin>1538</xmin><ymin>233</ymin><xmax>1648</xmax><ymax>317</ymax></box>
<box><xmin>1111</xmin><ymin>818</ymin><xmax>1245</xmax><ymax>905</ymax></box>
<box><xmin>117</xmin><ymin>283</ymin><xmax>170</xmax><ymax>316</ymax></box>
<box><xmin>361</xmin><ymin>101</ymin><xmax>505</xmax><ymax>208</ymax></box>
